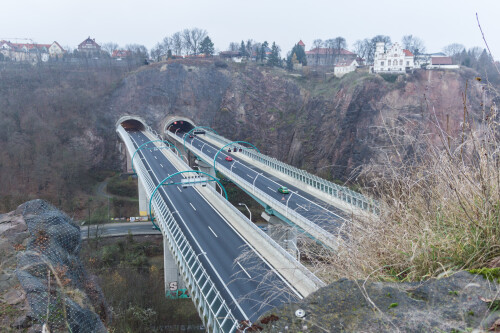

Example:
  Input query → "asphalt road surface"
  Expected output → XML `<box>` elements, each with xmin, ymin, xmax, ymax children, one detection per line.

<box><xmin>126</xmin><ymin>130</ymin><xmax>302</xmax><ymax>323</ymax></box>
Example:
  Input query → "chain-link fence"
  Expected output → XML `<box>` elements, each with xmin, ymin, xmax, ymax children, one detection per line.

<box><xmin>16</xmin><ymin>199</ymin><xmax>108</xmax><ymax>332</ymax></box>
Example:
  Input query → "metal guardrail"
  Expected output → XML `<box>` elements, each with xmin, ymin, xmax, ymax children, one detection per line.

<box><xmin>204</xmin><ymin>132</ymin><xmax>379</xmax><ymax>214</ymax></box>
<box><xmin>168</xmin><ymin>132</ymin><xmax>343</xmax><ymax>250</ymax></box>
<box><xmin>204</xmin><ymin>185</ymin><xmax>326</xmax><ymax>289</ymax></box>
<box><xmin>117</xmin><ymin>127</ymin><xmax>239</xmax><ymax>333</ymax></box>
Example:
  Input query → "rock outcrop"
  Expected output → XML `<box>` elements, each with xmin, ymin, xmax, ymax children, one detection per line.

<box><xmin>0</xmin><ymin>199</ymin><xmax>109</xmax><ymax>332</ymax></box>
<box><xmin>109</xmin><ymin>61</ymin><xmax>492</xmax><ymax>181</ymax></box>
<box><xmin>255</xmin><ymin>271</ymin><xmax>500</xmax><ymax>332</ymax></box>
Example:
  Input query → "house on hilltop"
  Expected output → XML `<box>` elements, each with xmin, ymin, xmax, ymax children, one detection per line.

<box><xmin>334</xmin><ymin>59</ymin><xmax>359</xmax><ymax>77</ymax></box>
<box><xmin>111</xmin><ymin>50</ymin><xmax>131</xmax><ymax>60</ymax></box>
<box><xmin>0</xmin><ymin>40</ymin><xmax>65</xmax><ymax>62</ymax></box>
<box><xmin>373</xmin><ymin>42</ymin><xmax>414</xmax><ymax>73</ymax></box>
<box><xmin>306</xmin><ymin>46</ymin><xmax>357</xmax><ymax>67</ymax></box>
<box><xmin>78</xmin><ymin>37</ymin><xmax>101</xmax><ymax>56</ymax></box>
<box><xmin>426</xmin><ymin>56</ymin><xmax>459</xmax><ymax>69</ymax></box>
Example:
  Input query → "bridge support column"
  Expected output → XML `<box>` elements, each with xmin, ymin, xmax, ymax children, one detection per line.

<box><xmin>262</xmin><ymin>212</ymin><xmax>299</xmax><ymax>260</ymax></box>
<box><xmin>119</xmin><ymin>142</ymin><xmax>133</xmax><ymax>173</ymax></box>
<box><xmin>138</xmin><ymin>178</ymin><xmax>148</xmax><ymax>217</ymax></box>
<box><xmin>163</xmin><ymin>236</ymin><xmax>187</xmax><ymax>298</ymax></box>
<box><xmin>195</xmin><ymin>159</ymin><xmax>216</xmax><ymax>189</ymax></box>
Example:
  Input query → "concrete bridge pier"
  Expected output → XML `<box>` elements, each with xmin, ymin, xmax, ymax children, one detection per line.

<box><xmin>138</xmin><ymin>178</ymin><xmax>149</xmax><ymax>217</ymax></box>
<box><xmin>262</xmin><ymin>212</ymin><xmax>299</xmax><ymax>261</ymax></box>
<box><xmin>163</xmin><ymin>236</ymin><xmax>187</xmax><ymax>298</ymax></box>
<box><xmin>195</xmin><ymin>159</ymin><xmax>216</xmax><ymax>189</ymax></box>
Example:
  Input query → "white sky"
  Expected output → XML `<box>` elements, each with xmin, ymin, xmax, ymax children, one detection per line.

<box><xmin>1</xmin><ymin>0</ymin><xmax>499</xmax><ymax>59</ymax></box>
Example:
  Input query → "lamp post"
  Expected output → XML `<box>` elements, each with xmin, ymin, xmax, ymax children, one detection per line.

<box><xmin>238</xmin><ymin>203</ymin><xmax>252</xmax><ymax>222</ymax></box>
<box><xmin>252</xmin><ymin>173</ymin><xmax>262</xmax><ymax>193</ymax></box>
<box><xmin>284</xmin><ymin>239</ymin><xmax>300</xmax><ymax>263</ymax></box>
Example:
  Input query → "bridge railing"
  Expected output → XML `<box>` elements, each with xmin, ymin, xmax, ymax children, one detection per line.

<box><xmin>173</xmin><ymin>135</ymin><xmax>343</xmax><ymax>250</ymax></box>
<box><xmin>204</xmin><ymin>185</ymin><xmax>326</xmax><ymax>289</ymax></box>
<box><xmin>118</xmin><ymin>126</ymin><xmax>239</xmax><ymax>333</ymax></box>
<box><xmin>204</xmin><ymin>132</ymin><xmax>379</xmax><ymax>214</ymax></box>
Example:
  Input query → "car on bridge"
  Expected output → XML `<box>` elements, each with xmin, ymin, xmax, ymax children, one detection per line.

<box><xmin>277</xmin><ymin>186</ymin><xmax>290</xmax><ymax>194</ymax></box>
<box><xmin>225</xmin><ymin>156</ymin><xmax>233</xmax><ymax>162</ymax></box>
<box><xmin>189</xmin><ymin>134</ymin><xmax>194</xmax><ymax>138</ymax></box>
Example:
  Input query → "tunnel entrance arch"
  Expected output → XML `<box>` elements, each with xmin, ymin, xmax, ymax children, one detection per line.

<box><xmin>116</xmin><ymin>115</ymin><xmax>148</xmax><ymax>131</ymax></box>
<box><xmin>162</xmin><ymin>116</ymin><xmax>196</xmax><ymax>135</ymax></box>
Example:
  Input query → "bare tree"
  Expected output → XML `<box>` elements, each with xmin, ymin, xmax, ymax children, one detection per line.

<box><xmin>101</xmin><ymin>42</ymin><xmax>119</xmax><ymax>56</ymax></box>
<box><xmin>333</xmin><ymin>36</ymin><xmax>347</xmax><ymax>64</ymax></box>
<box><xmin>228</xmin><ymin>42</ymin><xmax>239</xmax><ymax>52</ymax></box>
<box><xmin>401</xmin><ymin>35</ymin><xmax>426</xmax><ymax>56</ymax></box>
<box><xmin>182</xmin><ymin>28</ymin><xmax>207</xmax><ymax>55</ymax></box>
<box><xmin>353</xmin><ymin>39</ymin><xmax>370</xmax><ymax>62</ymax></box>
<box><xmin>468</xmin><ymin>46</ymin><xmax>483</xmax><ymax>60</ymax></box>
<box><xmin>171</xmin><ymin>32</ymin><xmax>183</xmax><ymax>56</ymax></box>
<box><xmin>312</xmin><ymin>39</ymin><xmax>323</xmax><ymax>66</ymax></box>
<box><xmin>324</xmin><ymin>38</ymin><xmax>336</xmax><ymax>66</ymax></box>
<box><xmin>161</xmin><ymin>36</ymin><xmax>172</xmax><ymax>54</ymax></box>
<box><xmin>150</xmin><ymin>43</ymin><xmax>165</xmax><ymax>61</ymax></box>
<box><xmin>442</xmin><ymin>43</ymin><xmax>465</xmax><ymax>56</ymax></box>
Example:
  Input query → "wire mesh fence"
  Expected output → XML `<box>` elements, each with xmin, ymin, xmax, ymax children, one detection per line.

<box><xmin>16</xmin><ymin>199</ymin><xmax>108</xmax><ymax>333</ymax></box>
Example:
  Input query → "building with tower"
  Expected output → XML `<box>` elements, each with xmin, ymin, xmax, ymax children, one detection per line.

<box><xmin>373</xmin><ymin>42</ymin><xmax>414</xmax><ymax>73</ymax></box>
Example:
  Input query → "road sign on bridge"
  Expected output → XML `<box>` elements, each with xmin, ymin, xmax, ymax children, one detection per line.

<box><xmin>180</xmin><ymin>177</ymin><xmax>209</xmax><ymax>188</ymax></box>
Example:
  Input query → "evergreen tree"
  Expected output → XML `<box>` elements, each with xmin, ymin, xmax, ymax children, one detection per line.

<box><xmin>239</xmin><ymin>41</ymin><xmax>247</xmax><ymax>57</ymax></box>
<box><xmin>260</xmin><ymin>41</ymin><xmax>269</xmax><ymax>62</ymax></box>
<box><xmin>286</xmin><ymin>43</ymin><xmax>307</xmax><ymax>70</ymax></box>
<box><xmin>267</xmin><ymin>42</ymin><xmax>280</xmax><ymax>67</ymax></box>
<box><xmin>199</xmin><ymin>36</ymin><xmax>214</xmax><ymax>57</ymax></box>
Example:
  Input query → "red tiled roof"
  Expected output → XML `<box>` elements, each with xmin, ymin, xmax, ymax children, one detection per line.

<box><xmin>112</xmin><ymin>50</ymin><xmax>131</xmax><ymax>58</ymax></box>
<box><xmin>306</xmin><ymin>48</ymin><xmax>355</xmax><ymax>55</ymax></box>
<box><xmin>431</xmin><ymin>56</ymin><xmax>453</xmax><ymax>65</ymax></box>
<box><xmin>403</xmin><ymin>49</ymin><xmax>413</xmax><ymax>57</ymax></box>
<box><xmin>78</xmin><ymin>37</ymin><xmax>100</xmax><ymax>48</ymax></box>
<box><xmin>298</xmin><ymin>40</ymin><xmax>305</xmax><ymax>46</ymax></box>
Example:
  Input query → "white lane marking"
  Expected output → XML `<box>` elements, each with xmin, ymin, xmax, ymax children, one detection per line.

<box><xmin>208</xmin><ymin>226</ymin><xmax>218</xmax><ymax>237</ymax></box>
<box><xmin>154</xmin><ymin>156</ymin><xmax>157</xmax><ymax>159</ymax></box>
<box><xmin>176</xmin><ymin>186</ymin><xmax>182</xmax><ymax>192</ymax></box>
<box><xmin>267</xmin><ymin>186</ymin><xmax>274</xmax><ymax>191</ymax></box>
<box><xmin>247</xmin><ymin>174</ymin><xmax>252</xmax><ymax>178</ymax></box>
<box><xmin>237</xmin><ymin>261</ymin><xmax>252</xmax><ymax>278</ymax></box>
<box><xmin>160</xmin><ymin>164</ymin><xmax>163</xmax><ymax>168</ymax></box>
<box><xmin>296</xmin><ymin>203</ymin><xmax>309</xmax><ymax>211</ymax></box>
<box><xmin>189</xmin><ymin>202</ymin><xmax>196</xmax><ymax>211</ymax></box>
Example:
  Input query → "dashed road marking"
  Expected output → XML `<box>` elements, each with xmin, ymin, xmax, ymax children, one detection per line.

<box><xmin>176</xmin><ymin>186</ymin><xmax>182</xmax><ymax>192</ymax></box>
<box><xmin>237</xmin><ymin>261</ymin><xmax>251</xmax><ymax>278</ymax></box>
<box><xmin>189</xmin><ymin>203</ymin><xmax>196</xmax><ymax>211</ymax></box>
<box><xmin>208</xmin><ymin>226</ymin><xmax>218</xmax><ymax>237</ymax></box>
<box><xmin>296</xmin><ymin>203</ymin><xmax>309</xmax><ymax>211</ymax></box>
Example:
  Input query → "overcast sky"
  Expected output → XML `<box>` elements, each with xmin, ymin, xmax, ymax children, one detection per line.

<box><xmin>1</xmin><ymin>0</ymin><xmax>499</xmax><ymax>59</ymax></box>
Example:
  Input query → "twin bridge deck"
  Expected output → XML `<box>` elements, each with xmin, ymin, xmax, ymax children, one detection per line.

<box><xmin>167</xmin><ymin>130</ymin><xmax>374</xmax><ymax>249</ymax></box>
<box><xmin>120</xmin><ymin>128</ymin><xmax>318</xmax><ymax>331</ymax></box>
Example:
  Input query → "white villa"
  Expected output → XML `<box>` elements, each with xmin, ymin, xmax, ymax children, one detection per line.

<box><xmin>373</xmin><ymin>42</ymin><xmax>414</xmax><ymax>73</ymax></box>
<box><xmin>334</xmin><ymin>59</ymin><xmax>359</xmax><ymax>77</ymax></box>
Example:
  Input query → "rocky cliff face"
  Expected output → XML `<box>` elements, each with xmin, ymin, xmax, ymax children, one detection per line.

<box><xmin>254</xmin><ymin>271</ymin><xmax>500</xmax><ymax>332</ymax></box>
<box><xmin>109</xmin><ymin>60</ymin><xmax>490</xmax><ymax>181</ymax></box>
<box><xmin>0</xmin><ymin>200</ymin><xmax>108</xmax><ymax>332</ymax></box>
